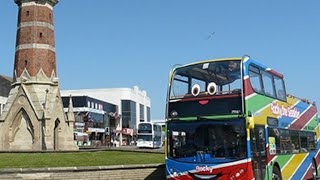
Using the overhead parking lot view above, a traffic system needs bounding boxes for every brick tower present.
[0,0,78,151]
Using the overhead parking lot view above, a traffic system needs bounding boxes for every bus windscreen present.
[170,60,241,99]
[138,123,152,133]
[167,118,247,164]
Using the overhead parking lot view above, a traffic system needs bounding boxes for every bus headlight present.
[229,168,245,180]
[170,168,174,174]
[168,167,182,177]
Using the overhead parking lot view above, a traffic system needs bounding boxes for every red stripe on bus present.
[267,148,276,164]
[302,165,313,180]
[244,79,254,97]
[315,151,320,169]
[266,69,284,78]
[288,106,317,130]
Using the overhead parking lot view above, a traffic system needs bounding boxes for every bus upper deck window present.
[274,76,286,101]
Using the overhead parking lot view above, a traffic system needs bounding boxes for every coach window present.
[307,132,316,151]
[274,76,286,101]
[279,129,291,154]
[249,65,263,94]
[290,131,300,153]
[261,71,276,98]
[300,132,308,153]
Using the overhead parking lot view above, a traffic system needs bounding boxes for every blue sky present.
[0,1,319,119]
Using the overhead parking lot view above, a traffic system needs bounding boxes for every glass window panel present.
[170,61,241,99]
[300,132,308,152]
[249,70,263,94]
[274,76,286,101]
[307,132,316,151]
[249,65,259,74]
[168,119,247,163]
[147,107,151,122]
[171,80,189,97]
[290,131,300,153]
[222,79,241,94]
[140,104,144,121]
[261,71,276,98]
[279,129,291,154]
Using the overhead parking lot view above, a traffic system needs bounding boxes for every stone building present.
[0,75,12,115]
[0,0,77,151]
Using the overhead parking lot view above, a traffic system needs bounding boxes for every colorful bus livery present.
[165,56,319,180]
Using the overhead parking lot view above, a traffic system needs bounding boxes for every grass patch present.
[0,151,164,169]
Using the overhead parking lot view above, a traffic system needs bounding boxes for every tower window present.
[39,33,43,38]
[26,11,30,16]
[25,60,28,67]
[49,13,52,20]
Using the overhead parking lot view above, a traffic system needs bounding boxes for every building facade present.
[61,96,118,147]
[61,86,151,146]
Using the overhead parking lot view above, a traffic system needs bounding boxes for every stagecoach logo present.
[270,103,300,118]
[196,166,214,173]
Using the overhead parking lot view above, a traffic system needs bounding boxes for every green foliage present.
[0,151,164,168]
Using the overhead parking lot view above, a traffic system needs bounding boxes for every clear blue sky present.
[1,1,319,119]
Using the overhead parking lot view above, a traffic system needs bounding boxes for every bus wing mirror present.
[247,117,255,129]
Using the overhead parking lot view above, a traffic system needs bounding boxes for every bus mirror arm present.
[247,117,255,129]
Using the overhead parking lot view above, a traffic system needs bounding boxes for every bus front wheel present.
[272,166,282,180]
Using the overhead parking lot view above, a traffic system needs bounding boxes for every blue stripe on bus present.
[166,159,195,174]
[242,59,269,77]
[242,60,251,77]
[290,152,315,180]
[247,139,251,158]
[278,101,309,129]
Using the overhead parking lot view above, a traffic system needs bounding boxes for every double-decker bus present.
[137,122,162,148]
[165,56,319,180]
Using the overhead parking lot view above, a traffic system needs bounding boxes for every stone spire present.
[67,95,75,124]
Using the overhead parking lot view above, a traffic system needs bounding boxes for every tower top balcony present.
[14,0,59,7]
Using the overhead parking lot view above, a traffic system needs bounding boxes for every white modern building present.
[61,86,151,146]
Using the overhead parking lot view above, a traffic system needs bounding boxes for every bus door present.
[251,126,267,180]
